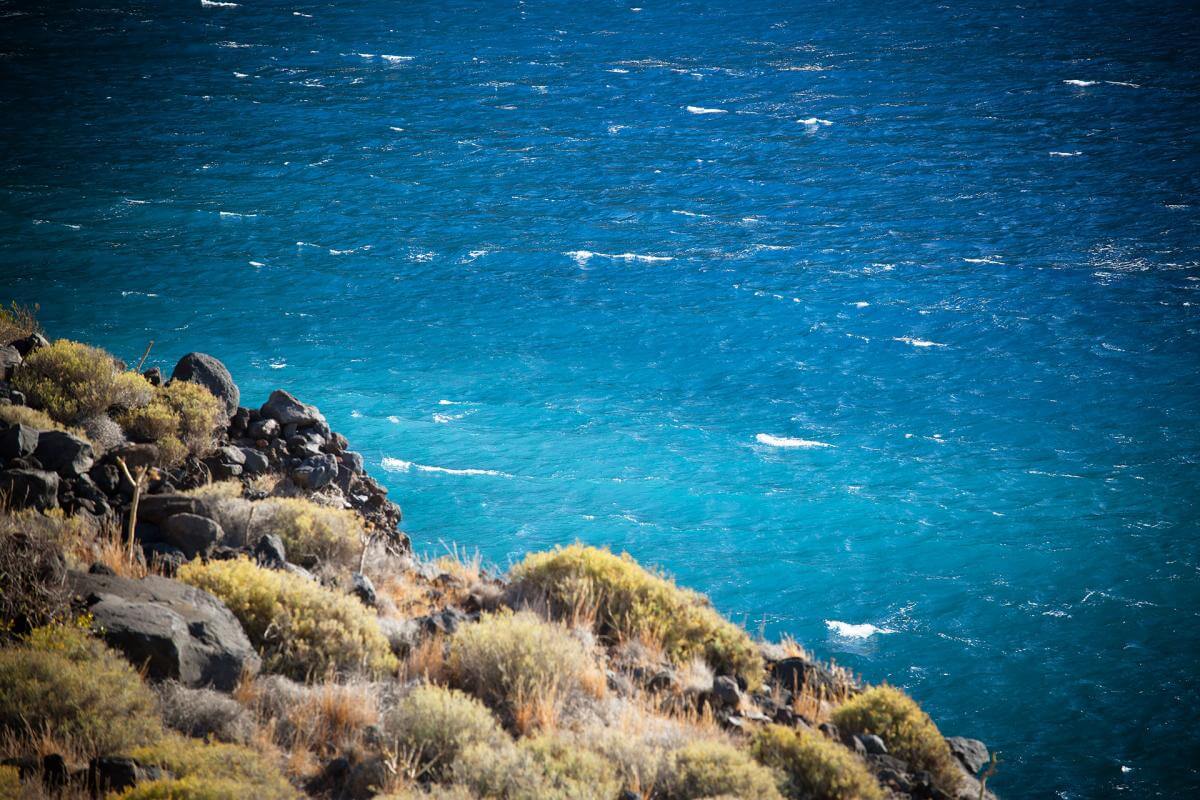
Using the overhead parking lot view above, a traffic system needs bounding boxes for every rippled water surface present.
[3,0,1199,795]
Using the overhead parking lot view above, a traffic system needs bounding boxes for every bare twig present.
[115,457,147,564]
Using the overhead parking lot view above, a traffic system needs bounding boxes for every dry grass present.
[0,301,41,344]
[401,633,448,684]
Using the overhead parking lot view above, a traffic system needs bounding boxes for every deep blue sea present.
[3,0,1199,795]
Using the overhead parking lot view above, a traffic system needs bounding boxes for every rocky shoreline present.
[0,319,1000,800]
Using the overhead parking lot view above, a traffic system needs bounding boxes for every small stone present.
[248,417,279,439]
[142,366,163,387]
[238,447,269,476]
[292,452,338,490]
[172,353,240,417]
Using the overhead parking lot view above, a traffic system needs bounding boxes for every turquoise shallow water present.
[3,0,1200,795]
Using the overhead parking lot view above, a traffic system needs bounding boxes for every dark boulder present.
[171,352,239,418]
[769,655,840,697]
[163,513,223,559]
[711,675,742,709]
[137,493,205,525]
[351,572,377,607]
[9,332,48,358]
[292,452,338,490]
[88,756,164,795]
[253,533,287,569]
[0,468,59,510]
[858,733,888,755]
[416,607,467,636]
[106,443,161,473]
[33,430,94,477]
[238,447,269,476]
[260,389,325,427]
[0,345,21,381]
[69,571,260,690]
[142,366,163,387]
[340,450,365,474]
[142,543,186,576]
[0,423,38,461]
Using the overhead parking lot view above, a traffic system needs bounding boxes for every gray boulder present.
[238,447,269,476]
[248,417,280,440]
[0,423,39,461]
[69,571,260,690]
[33,430,94,477]
[858,733,888,755]
[172,353,239,418]
[252,534,287,569]
[292,452,338,490]
[162,513,223,559]
[260,389,325,426]
[0,468,59,510]
[351,572,377,607]
[946,736,989,775]
[711,675,742,709]
[0,345,21,381]
[137,493,205,525]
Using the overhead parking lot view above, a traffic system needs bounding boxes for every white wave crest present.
[686,105,727,114]
[218,210,256,217]
[1063,79,1097,86]
[200,0,239,7]
[380,54,414,63]
[1049,151,1082,157]
[566,250,672,266]
[894,336,946,348]
[380,457,511,478]
[797,117,833,126]
[825,620,895,639]
[756,434,834,449]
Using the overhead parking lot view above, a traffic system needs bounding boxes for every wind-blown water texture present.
[2,0,1199,794]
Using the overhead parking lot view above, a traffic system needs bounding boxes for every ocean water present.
[3,0,1199,795]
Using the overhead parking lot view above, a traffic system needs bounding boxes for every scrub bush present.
[177,557,397,680]
[0,514,70,638]
[119,380,222,466]
[751,724,882,800]
[383,684,506,781]
[0,620,161,757]
[453,733,620,800]
[118,732,298,800]
[660,740,783,800]
[0,404,83,436]
[258,497,365,568]
[447,610,602,732]
[0,301,40,345]
[831,686,960,791]
[510,544,764,690]
[13,339,151,423]
[156,681,255,744]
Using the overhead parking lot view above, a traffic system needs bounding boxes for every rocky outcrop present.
[172,352,240,418]
[68,571,260,691]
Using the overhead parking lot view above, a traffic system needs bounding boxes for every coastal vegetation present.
[0,313,992,799]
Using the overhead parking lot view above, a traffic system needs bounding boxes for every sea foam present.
[686,105,727,114]
[825,620,896,639]
[756,433,834,449]
[381,457,511,478]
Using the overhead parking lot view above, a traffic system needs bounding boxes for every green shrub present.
[177,557,397,680]
[384,684,506,781]
[119,380,222,466]
[258,497,365,568]
[831,686,960,791]
[12,339,151,423]
[751,724,882,800]
[0,620,161,757]
[448,610,601,730]
[661,740,783,800]
[450,733,619,800]
[118,732,298,800]
[511,544,764,690]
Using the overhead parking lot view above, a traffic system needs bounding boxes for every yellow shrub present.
[119,380,223,466]
[119,733,298,800]
[0,620,161,757]
[0,765,20,798]
[384,684,506,781]
[378,786,477,800]
[661,740,783,800]
[510,545,764,690]
[12,339,150,423]
[448,610,601,731]
[831,686,960,791]
[177,557,397,680]
[0,404,86,437]
[453,733,620,800]
[259,497,364,568]
[751,725,882,800]
[0,301,40,344]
